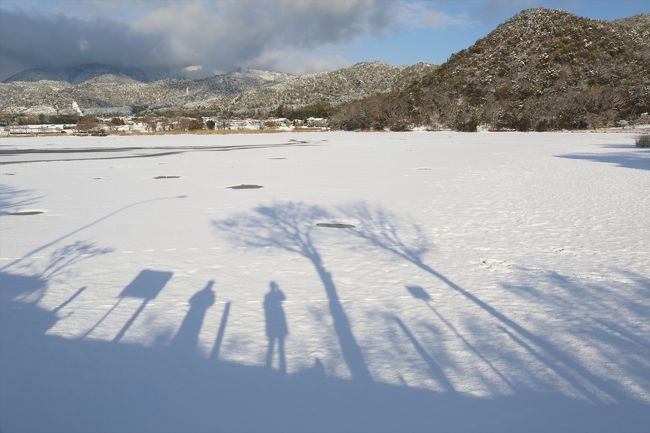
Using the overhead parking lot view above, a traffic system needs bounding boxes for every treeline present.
[0,113,80,126]
[75,115,205,133]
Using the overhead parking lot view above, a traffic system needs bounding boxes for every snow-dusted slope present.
[1,132,649,432]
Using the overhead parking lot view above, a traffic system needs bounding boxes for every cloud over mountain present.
[0,0,467,80]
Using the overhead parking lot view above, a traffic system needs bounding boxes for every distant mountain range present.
[1,8,648,130]
[3,63,211,84]
[0,61,434,117]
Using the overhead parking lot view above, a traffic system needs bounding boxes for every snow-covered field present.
[1,131,649,432]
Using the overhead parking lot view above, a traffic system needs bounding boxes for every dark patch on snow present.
[93,177,102,180]
[269,157,287,160]
[3,173,16,175]
[1,143,318,166]
[154,175,181,179]
[228,184,264,189]
[316,223,356,229]
[9,210,44,216]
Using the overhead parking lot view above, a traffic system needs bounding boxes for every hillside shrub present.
[178,117,203,131]
[287,101,333,120]
[453,118,478,132]
[636,134,650,148]
[389,121,410,132]
[50,115,79,124]
[76,116,99,131]
[535,119,551,132]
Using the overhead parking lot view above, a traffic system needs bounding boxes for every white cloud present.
[397,2,471,29]
[246,48,353,74]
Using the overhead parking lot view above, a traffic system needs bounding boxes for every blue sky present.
[0,0,648,79]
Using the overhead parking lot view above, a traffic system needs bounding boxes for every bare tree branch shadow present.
[340,202,628,402]
[1,195,185,272]
[0,184,41,214]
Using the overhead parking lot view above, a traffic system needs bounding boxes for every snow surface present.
[1,131,649,432]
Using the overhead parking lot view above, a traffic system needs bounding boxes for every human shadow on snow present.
[2,201,649,432]
[264,281,288,374]
[2,267,649,433]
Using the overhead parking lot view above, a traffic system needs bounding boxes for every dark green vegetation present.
[636,134,650,147]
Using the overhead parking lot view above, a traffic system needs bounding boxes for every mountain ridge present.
[331,8,650,130]
[0,61,434,117]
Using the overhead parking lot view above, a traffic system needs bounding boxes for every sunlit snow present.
[1,131,649,432]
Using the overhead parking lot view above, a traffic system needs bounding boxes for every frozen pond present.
[1,131,649,432]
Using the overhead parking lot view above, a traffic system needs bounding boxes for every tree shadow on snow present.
[1,201,649,432]
[0,183,41,215]
[339,202,639,404]
[556,148,650,171]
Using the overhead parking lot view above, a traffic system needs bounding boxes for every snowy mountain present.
[0,66,296,116]
[332,8,650,130]
[0,62,432,117]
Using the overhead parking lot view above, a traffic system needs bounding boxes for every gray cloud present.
[0,10,163,79]
[0,0,467,80]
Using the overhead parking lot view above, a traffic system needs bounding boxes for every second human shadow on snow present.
[264,281,288,374]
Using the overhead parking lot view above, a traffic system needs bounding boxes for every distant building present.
[72,101,83,117]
